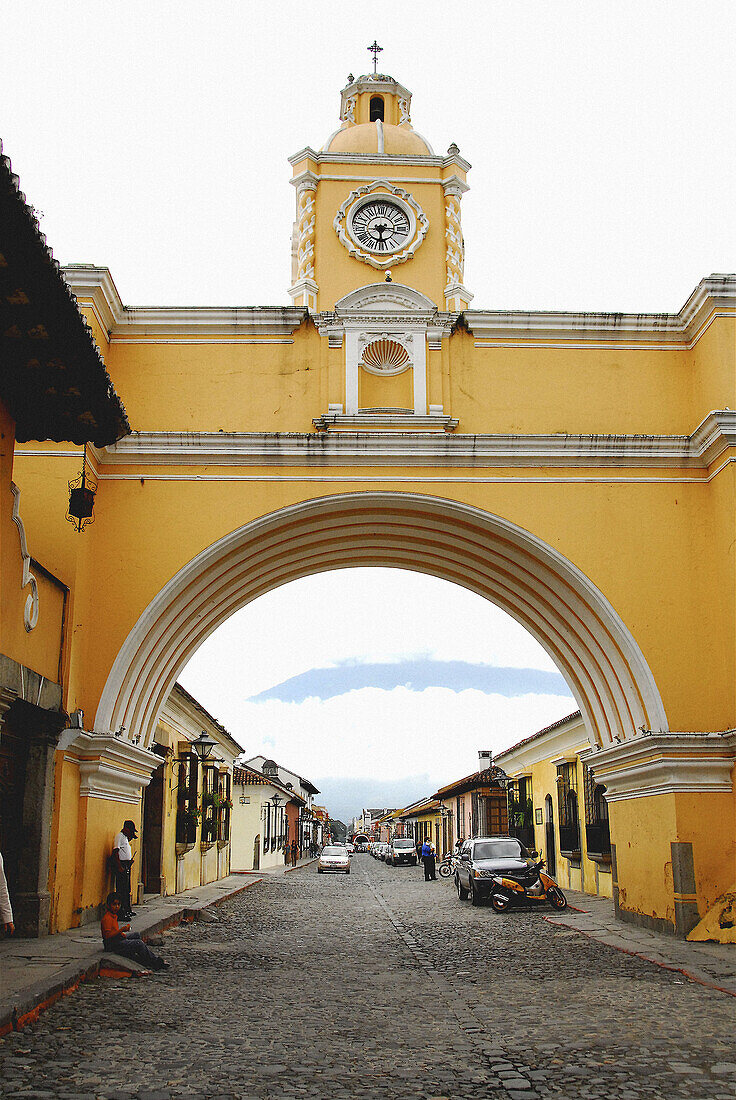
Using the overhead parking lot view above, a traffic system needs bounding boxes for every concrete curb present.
[0,876,263,1037]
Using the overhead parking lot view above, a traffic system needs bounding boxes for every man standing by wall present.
[111,820,137,919]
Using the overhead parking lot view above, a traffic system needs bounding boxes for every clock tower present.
[288,72,472,314]
[288,72,471,426]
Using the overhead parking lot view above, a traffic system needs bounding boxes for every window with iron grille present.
[557,761,581,855]
[218,771,231,843]
[200,765,218,843]
[176,752,199,844]
[582,763,610,856]
[264,798,271,847]
[508,776,534,847]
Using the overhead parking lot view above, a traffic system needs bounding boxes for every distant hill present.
[248,660,571,703]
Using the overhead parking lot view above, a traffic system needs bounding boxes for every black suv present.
[455,835,538,905]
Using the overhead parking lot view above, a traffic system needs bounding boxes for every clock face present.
[350,199,411,254]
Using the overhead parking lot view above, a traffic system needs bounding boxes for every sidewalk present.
[0,872,262,1036]
[547,889,736,997]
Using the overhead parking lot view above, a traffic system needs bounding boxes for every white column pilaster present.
[413,334,427,415]
[345,329,360,414]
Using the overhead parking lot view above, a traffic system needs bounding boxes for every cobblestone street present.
[1,857,734,1100]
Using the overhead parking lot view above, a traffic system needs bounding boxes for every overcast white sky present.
[4,2,734,819]
[3,1,734,311]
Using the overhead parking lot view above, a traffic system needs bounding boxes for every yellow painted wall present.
[74,797,142,926]
[49,755,81,933]
[0,405,68,685]
[10,460,732,737]
[609,795,678,927]
[359,365,413,410]
[314,177,448,309]
[104,324,322,433]
[674,787,736,915]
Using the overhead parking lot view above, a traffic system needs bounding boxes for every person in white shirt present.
[111,820,137,919]
[0,850,14,935]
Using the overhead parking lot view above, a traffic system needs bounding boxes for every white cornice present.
[63,268,735,348]
[582,730,736,801]
[93,411,736,469]
[63,267,307,336]
[466,276,736,347]
[288,145,472,172]
[60,730,161,803]
[63,265,126,331]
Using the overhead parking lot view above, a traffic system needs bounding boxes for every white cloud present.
[212,685,576,790]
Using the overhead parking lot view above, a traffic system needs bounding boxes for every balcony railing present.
[585,821,611,861]
[558,824,581,857]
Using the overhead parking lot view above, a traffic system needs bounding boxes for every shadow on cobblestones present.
[1,857,734,1100]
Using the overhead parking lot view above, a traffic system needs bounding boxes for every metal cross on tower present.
[368,40,383,74]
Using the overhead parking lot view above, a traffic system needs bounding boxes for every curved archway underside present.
[94,493,668,750]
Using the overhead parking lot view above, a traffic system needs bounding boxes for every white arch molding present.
[94,493,668,750]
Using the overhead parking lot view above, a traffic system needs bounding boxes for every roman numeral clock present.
[334,180,429,270]
[350,198,410,253]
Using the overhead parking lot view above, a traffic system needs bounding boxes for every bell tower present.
[288,71,472,313]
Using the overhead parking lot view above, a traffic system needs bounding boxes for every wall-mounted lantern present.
[190,730,217,761]
[67,444,97,531]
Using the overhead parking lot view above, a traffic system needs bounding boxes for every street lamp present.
[271,792,283,849]
[191,730,217,761]
[493,766,510,790]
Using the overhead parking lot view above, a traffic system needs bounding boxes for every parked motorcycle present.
[438,853,456,878]
[489,858,567,912]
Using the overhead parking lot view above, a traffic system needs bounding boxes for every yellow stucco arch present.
[94,491,668,752]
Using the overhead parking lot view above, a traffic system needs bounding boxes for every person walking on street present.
[290,840,298,866]
[0,850,14,936]
[111,820,137,919]
[421,837,437,881]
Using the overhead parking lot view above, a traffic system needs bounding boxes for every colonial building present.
[496,714,614,901]
[4,67,736,938]
[358,808,396,838]
[243,755,320,853]
[148,683,242,897]
[231,762,305,872]
[0,144,129,935]
[394,796,444,855]
[433,752,510,857]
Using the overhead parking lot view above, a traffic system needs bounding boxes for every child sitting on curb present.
[101,893,169,971]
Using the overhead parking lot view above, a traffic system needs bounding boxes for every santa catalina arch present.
[7,71,735,937]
